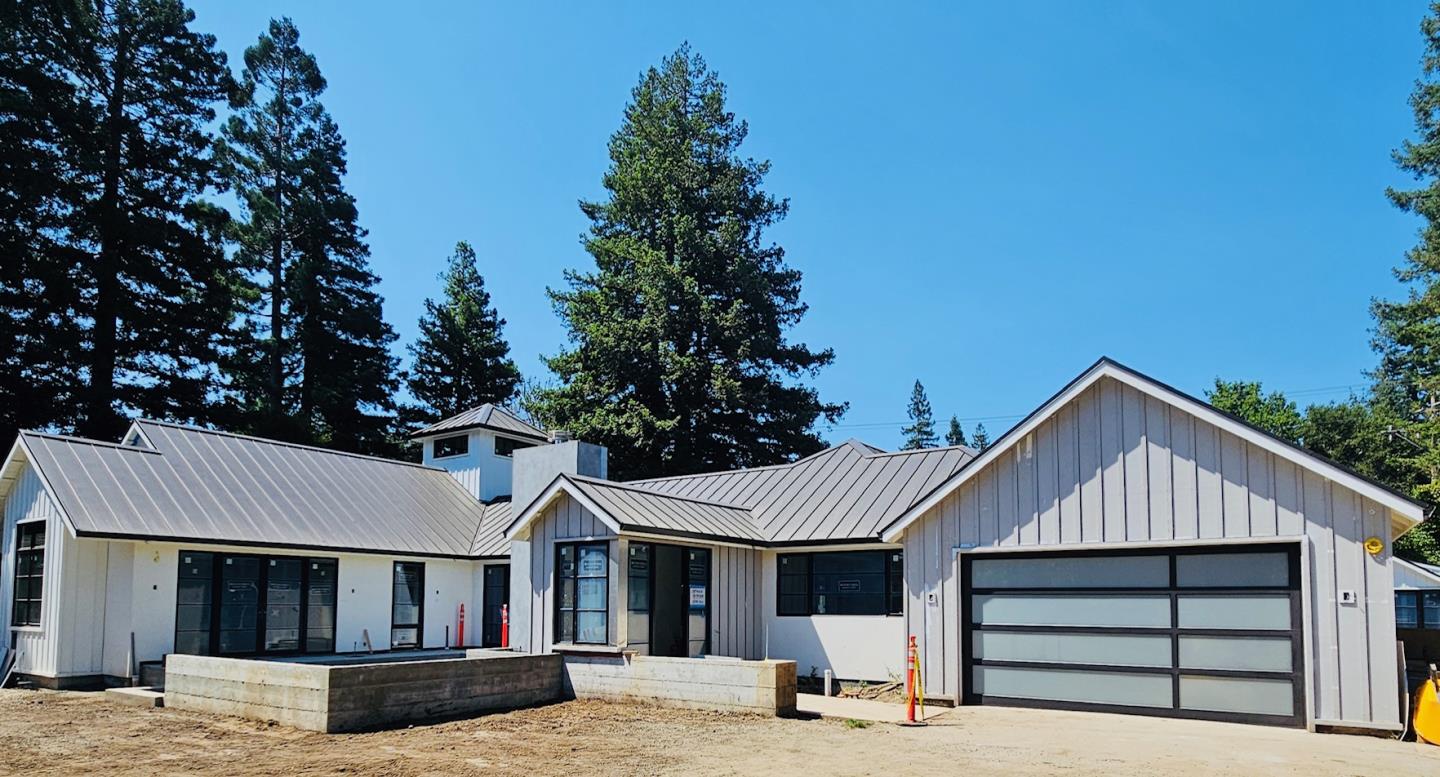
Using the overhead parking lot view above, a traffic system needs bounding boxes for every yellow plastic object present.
[1417,673,1440,745]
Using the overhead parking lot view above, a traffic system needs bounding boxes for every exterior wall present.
[510,493,762,659]
[563,654,796,715]
[1394,559,1440,590]
[421,428,519,502]
[2,467,70,678]
[903,376,1402,729]
[759,549,906,682]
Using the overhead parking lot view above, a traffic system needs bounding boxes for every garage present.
[962,544,1303,727]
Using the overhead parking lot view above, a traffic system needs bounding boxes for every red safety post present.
[457,603,465,648]
[906,635,918,723]
[501,603,510,648]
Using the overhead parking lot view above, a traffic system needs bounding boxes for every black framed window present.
[777,550,903,616]
[175,551,214,654]
[391,562,425,649]
[306,559,338,652]
[175,552,339,656]
[495,436,537,457]
[557,542,608,644]
[627,543,651,653]
[1397,590,1440,630]
[433,434,468,458]
[11,522,45,627]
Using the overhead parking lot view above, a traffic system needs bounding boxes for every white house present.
[1,358,1428,733]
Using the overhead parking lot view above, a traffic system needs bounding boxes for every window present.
[494,436,537,457]
[777,550,903,616]
[174,552,339,656]
[392,562,425,648]
[557,542,608,644]
[433,434,468,459]
[1397,590,1440,630]
[627,543,651,653]
[11,522,44,627]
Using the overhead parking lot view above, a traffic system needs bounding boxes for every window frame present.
[11,521,45,628]
[391,561,426,649]
[1396,589,1440,630]
[173,551,340,657]
[494,436,537,458]
[432,434,469,459]
[776,549,904,617]
[556,541,609,645]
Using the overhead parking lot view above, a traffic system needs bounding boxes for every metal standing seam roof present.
[562,474,766,543]
[18,420,493,558]
[411,403,548,441]
[472,500,513,557]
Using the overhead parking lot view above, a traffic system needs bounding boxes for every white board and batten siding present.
[902,376,1402,729]
[510,493,762,658]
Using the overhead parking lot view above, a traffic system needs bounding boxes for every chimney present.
[511,437,607,514]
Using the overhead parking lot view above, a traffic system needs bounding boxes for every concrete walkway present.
[795,693,948,724]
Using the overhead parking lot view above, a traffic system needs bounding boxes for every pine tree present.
[13,0,239,440]
[406,241,521,423]
[533,45,844,479]
[1370,3,1440,561]
[900,380,937,450]
[945,415,967,447]
[971,422,990,451]
[220,18,398,453]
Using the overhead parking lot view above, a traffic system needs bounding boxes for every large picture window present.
[557,542,608,644]
[1396,590,1440,630]
[777,550,903,616]
[391,562,425,649]
[11,522,45,627]
[174,551,338,656]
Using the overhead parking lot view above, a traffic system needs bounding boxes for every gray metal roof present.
[563,475,765,543]
[411,404,548,441]
[625,440,975,544]
[472,499,512,557]
[19,420,492,558]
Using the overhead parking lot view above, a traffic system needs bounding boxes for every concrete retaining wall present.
[165,651,563,733]
[563,653,797,715]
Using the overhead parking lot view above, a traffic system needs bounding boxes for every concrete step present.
[105,686,164,708]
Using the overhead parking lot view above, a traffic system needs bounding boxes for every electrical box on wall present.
[1338,590,1358,605]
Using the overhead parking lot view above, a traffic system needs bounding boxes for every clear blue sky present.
[191,1,1430,449]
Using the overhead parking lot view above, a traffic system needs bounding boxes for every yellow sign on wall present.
[1363,537,1384,555]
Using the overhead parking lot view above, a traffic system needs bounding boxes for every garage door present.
[962,544,1303,727]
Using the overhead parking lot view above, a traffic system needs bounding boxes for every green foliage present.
[945,415,968,447]
[219,18,398,454]
[4,0,242,441]
[1205,380,1304,444]
[971,423,990,451]
[405,241,521,425]
[842,718,871,730]
[532,45,844,479]
[901,380,937,450]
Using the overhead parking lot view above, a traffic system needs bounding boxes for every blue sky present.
[191,1,1430,449]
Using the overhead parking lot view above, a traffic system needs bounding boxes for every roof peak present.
[566,473,752,510]
[410,402,548,440]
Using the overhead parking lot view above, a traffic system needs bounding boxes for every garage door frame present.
[960,543,1305,727]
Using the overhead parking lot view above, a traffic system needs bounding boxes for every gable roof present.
[8,420,492,558]
[411,404,548,441]
[1395,557,1440,589]
[880,357,1427,543]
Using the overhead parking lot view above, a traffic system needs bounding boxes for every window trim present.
[556,541,609,645]
[11,520,45,628]
[494,435,537,458]
[391,561,426,649]
[776,549,903,617]
[432,434,469,459]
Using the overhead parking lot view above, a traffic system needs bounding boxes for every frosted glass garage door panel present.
[972,595,1171,627]
[974,631,1172,668]
[1180,676,1294,716]
[1175,552,1289,588]
[1178,636,1292,672]
[1177,595,1291,630]
[974,666,1174,708]
[971,555,1169,589]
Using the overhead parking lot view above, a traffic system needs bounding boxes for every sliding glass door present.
[175,551,339,657]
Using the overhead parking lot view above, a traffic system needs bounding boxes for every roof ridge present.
[135,419,443,471]
[622,440,879,486]
[864,444,977,459]
[567,474,754,511]
[21,430,163,455]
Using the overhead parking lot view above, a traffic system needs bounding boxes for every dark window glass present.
[264,558,302,652]
[218,556,260,654]
[11,522,44,626]
[392,562,425,648]
[1397,591,1420,629]
[1425,592,1440,631]
[433,434,468,458]
[687,548,710,656]
[174,551,214,653]
[495,437,537,457]
[777,550,903,617]
[306,559,338,653]
[557,542,607,644]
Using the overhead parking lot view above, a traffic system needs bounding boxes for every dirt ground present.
[0,689,1437,777]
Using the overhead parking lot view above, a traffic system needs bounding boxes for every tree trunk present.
[267,64,288,429]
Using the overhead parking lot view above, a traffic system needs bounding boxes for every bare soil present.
[0,689,1437,776]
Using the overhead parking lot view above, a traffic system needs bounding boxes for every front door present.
[651,545,686,657]
[482,565,510,648]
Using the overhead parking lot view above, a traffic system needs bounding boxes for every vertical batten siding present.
[902,376,1402,728]
[708,545,762,659]
[2,466,68,678]
[522,494,617,654]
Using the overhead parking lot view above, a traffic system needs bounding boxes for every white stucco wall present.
[758,549,906,682]
[421,429,521,502]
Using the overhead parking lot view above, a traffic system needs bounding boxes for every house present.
[0,358,1427,733]
[1394,557,1440,664]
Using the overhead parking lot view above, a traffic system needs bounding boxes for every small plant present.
[843,718,871,730]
